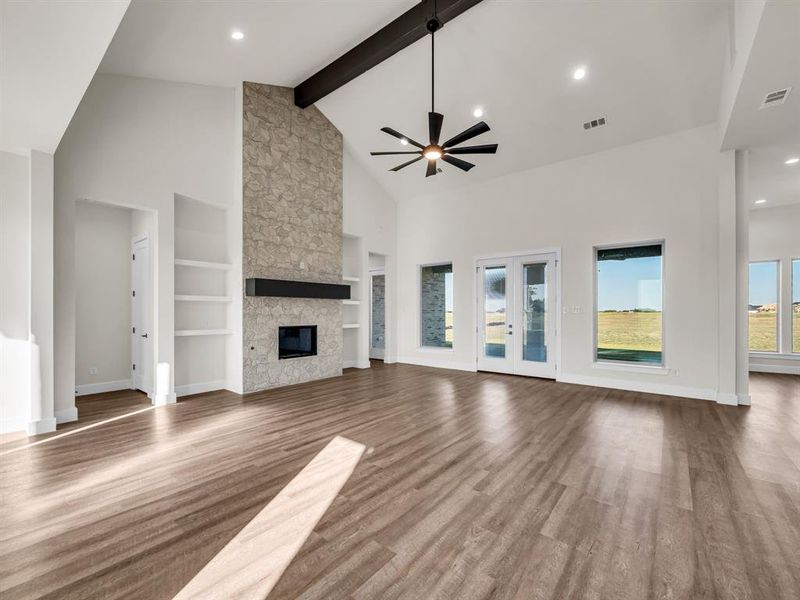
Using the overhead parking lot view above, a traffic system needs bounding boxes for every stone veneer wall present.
[242,82,343,392]
[420,264,450,347]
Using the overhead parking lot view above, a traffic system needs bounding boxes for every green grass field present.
[748,311,778,352]
[448,309,800,354]
[597,311,661,350]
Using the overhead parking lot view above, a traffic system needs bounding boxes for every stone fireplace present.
[242,82,343,392]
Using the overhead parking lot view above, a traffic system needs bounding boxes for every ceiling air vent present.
[583,116,607,130]
[760,87,791,108]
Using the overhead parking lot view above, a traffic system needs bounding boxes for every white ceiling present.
[99,0,416,88]
[748,143,800,210]
[0,0,129,154]
[722,0,800,151]
[99,0,729,199]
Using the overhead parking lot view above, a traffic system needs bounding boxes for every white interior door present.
[477,253,558,378]
[131,236,152,393]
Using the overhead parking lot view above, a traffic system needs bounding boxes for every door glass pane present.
[522,263,547,362]
[749,261,778,352]
[371,274,385,349]
[484,266,506,357]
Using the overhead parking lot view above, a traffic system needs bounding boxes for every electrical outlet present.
[89,366,98,375]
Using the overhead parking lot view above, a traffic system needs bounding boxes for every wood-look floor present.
[1,364,798,599]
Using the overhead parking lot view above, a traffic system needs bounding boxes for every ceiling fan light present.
[424,148,442,160]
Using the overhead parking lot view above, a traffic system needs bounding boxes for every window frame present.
[593,240,666,368]
[747,259,781,355]
[418,261,454,351]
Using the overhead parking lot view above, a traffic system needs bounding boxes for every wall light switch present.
[89,366,98,375]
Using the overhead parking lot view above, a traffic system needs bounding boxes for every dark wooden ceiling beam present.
[293,0,484,108]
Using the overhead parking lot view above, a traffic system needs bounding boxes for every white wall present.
[397,125,728,401]
[74,201,132,390]
[343,146,398,364]
[55,74,236,416]
[749,203,800,373]
[0,151,31,433]
[1,151,30,339]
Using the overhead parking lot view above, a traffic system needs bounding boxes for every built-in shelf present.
[175,329,233,337]
[342,299,360,305]
[342,276,360,282]
[175,258,232,270]
[342,323,360,329]
[175,295,233,302]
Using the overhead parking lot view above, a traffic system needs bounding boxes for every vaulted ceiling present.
[99,0,730,199]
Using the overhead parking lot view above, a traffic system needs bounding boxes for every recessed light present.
[573,66,587,80]
[472,106,484,118]
[400,138,409,146]
[755,198,767,204]
[785,157,799,165]
[231,30,244,40]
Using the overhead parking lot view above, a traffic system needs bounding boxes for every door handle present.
[141,333,148,339]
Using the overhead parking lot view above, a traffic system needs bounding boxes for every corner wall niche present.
[242,82,343,392]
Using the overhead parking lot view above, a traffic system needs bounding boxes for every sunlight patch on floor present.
[173,435,366,600]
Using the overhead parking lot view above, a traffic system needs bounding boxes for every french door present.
[476,253,557,378]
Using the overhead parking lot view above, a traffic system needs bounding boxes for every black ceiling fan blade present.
[442,154,475,172]
[390,156,424,172]
[442,121,490,149]
[446,144,498,155]
[425,160,438,177]
[380,127,425,149]
[371,151,422,156]
[429,112,444,145]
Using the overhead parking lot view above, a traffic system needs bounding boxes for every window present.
[748,261,779,352]
[793,259,799,353]
[420,263,453,348]
[595,243,663,364]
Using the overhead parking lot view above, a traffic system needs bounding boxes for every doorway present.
[131,235,152,394]
[476,252,558,378]
[369,254,386,360]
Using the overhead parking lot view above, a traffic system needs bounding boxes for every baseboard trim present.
[175,381,225,398]
[749,363,800,375]
[556,373,717,402]
[343,360,370,369]
[26,417,57,435]
[75,379,132,396]
[1,417,28,435]
[397,356,477,373]
[714,392,739,406]
[55,406,78,424]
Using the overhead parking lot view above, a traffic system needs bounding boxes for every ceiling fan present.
[370,9,498,177]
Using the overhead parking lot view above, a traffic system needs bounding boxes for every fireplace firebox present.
[278,325,317,359]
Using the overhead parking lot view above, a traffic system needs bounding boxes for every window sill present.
[417,346,454,354]
[592,361,670,375]
[749,352,800,361]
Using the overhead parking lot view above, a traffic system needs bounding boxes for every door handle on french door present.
[141,333,148,338]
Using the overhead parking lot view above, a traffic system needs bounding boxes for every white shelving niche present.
[174,194,234,396]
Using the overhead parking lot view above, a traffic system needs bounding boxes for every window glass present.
[596,244,663,364]
[748,261,779,352]
[420,263,453,348]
